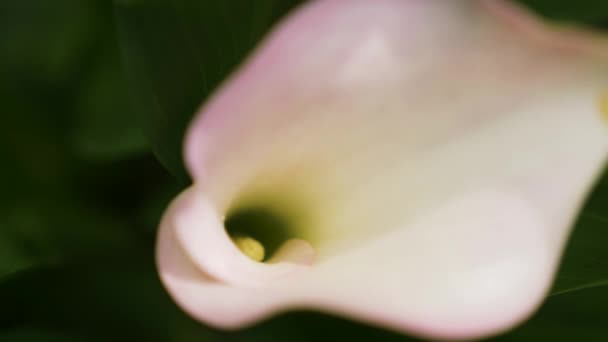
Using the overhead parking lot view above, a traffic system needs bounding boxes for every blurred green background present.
[0,0,607,341]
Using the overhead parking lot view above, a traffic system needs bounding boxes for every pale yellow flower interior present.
[600,90,608,123]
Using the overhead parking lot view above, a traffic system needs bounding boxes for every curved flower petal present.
[158,0,608,340]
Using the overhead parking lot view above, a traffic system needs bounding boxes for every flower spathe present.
[157,0,608,340]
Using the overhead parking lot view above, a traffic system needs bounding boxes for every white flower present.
[157,0,608,339]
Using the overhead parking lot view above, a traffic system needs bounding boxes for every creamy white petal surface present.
[157,0,608,340]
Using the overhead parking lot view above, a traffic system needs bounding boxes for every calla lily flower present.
[157,0,608,340]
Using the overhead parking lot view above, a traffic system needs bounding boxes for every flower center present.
[231,235,265,262]
[224,205,300,262]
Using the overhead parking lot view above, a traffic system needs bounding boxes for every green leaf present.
[550,169,608,295]
[115,0,304,183]
[70,35,148,161]
[0,0,97,84]
[0,331,92,342]
[0,195,136,278]
[0,255,221,342]
[491,286,608,341]
[518,0,608,24]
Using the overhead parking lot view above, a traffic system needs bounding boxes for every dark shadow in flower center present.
[224,206,294,262]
